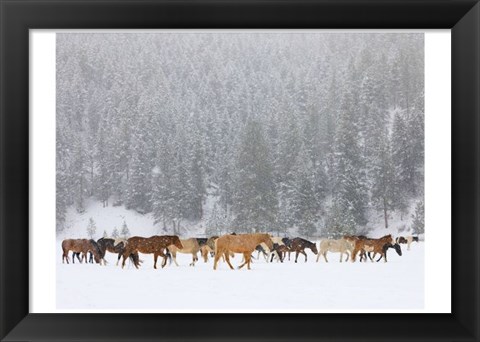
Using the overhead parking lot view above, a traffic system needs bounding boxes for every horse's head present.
[88,241,105,264]
[393,243,402,256]
[263,235,274,250]
[174,237,183,249]
[310,241,318,255]
[381,234,394,244]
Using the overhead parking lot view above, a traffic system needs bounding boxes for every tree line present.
[57,33,424,237]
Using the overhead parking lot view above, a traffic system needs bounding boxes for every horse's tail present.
[129,253,140,268]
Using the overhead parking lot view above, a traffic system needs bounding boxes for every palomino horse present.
[290,237,318,263]
[167,238,201,267]
[121,235,183,269]
[213,233,273,270]
[61,239,104,265]
[316,238,354,263]
[349,235,395,262]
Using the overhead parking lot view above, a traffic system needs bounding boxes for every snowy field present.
[56,240,424,311]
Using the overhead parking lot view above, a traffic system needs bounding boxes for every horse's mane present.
[114,238,128,247]
[296,237,315,246]
[88,240,102,256]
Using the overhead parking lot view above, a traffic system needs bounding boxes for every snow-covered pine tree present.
[371,128,395,229]
[233,120,277,232]
[121,220,130,238]
[111,227,119,239]
[291,144,319,238]
[411,199,425,235]
[86,218,97,239]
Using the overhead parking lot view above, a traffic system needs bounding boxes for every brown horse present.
[121,235,183,269]
[213,233,273,270]
[167,238,201,267]
[61,239,104,265]
[343,235,370,262]
[290,237,318,263]
[350,235,395,262]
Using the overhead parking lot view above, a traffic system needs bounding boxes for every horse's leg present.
[190,253,197,267]
[295,251,299,263]
[351,248,358,263]
[323,252,328,263]
[340,252,343,263]
[238,252,249,269]
[303,250,308,262]
[369,252,375,262]
[225,252,235,270]
[316,250,321,262]
[345,251,350,262]
[121,252,128,269]
[246,254,252,270]
[116,253,122,266]
[202,249,208,263]
[213,251,221,270]
[172,252,179,267]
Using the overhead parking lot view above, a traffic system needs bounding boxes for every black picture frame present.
[1,0,479,341]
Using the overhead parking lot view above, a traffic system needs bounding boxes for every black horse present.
[290,237,318,263]
[376,243,402,262]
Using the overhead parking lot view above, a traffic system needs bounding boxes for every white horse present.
[317,238,354,262]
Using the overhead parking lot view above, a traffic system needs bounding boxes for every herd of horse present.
[61,233,420,270]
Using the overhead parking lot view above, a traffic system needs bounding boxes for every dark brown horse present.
[269,243,290,262]
[61,239,104,265]
[290,237,318,263]
[96,237,140,266]
[121,235,183,269]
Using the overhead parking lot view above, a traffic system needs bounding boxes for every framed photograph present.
[1,0,479,341]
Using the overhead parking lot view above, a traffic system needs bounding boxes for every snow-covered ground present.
[56,240,424,311]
